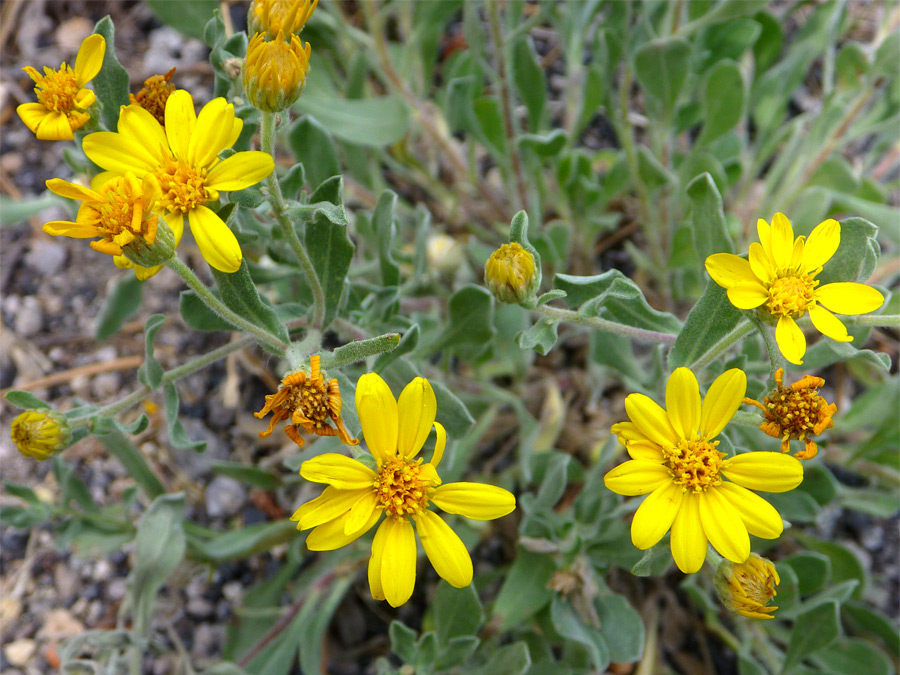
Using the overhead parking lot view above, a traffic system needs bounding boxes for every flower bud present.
[484,242,538,304]
[11,410,71,461]
[249,0,317,39]
[122,209,175,268]
[427,234,465,276]
[715,553,780,620]
[243,31,311,113]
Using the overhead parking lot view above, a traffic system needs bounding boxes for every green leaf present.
[203,663,252,675]
[95,274,143,340]
[296,574,355,675]
[686,172,735,260]
[512,36,546,131]
[634,37,691,115]
[699,60,745,144]
[492,550,557,630]
[597,594,644,663]
[668,281,746,369]
[815,638,892,675]
[5,390,51,410]
[137,314,167,390]
[97,432,166,499]
[297,93,410,147]
[179,290,235,332]
[516,318,559,355]
[424,285,496,356]
[191,521,297,562]
[210,461,282,491]
[435,582,484,645]
[550,597,610,672]
[0,193,63,226]
[817,217,880,284]
[842,601,900,655]
[130,494,186,632]
[163,383,206,451]
[92,17,130,130]
[782,600,841,672]
[305,190,355,327]
[389,621,418,663]
[802,539,868,599]
[374,324,419,373]
[636,146,675,189]
[470,641,531,675]
[211,261,290,353]
[288,116,340,190]
[372,191,401,287]
[519,130,567,156]
[144,0,219,41]
[783,552,831,596]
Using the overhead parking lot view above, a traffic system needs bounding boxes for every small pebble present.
[205,476,246,518]
[14,296,43,337]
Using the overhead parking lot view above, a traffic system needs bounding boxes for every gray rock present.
[205,476,246,519]
[14,296,42,337]
[25,240,67,276]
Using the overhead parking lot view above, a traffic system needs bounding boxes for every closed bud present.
[11,410,71,461]
[248,0,317,39]
[484,242,537,304]
[243,31,311,113]
[715,553,780,620]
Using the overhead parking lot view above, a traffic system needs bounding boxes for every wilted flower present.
[129,67,176,126]
[17,34,105,140]
[243,31,311,113]
[744,368,836,460]
[485,242,537,304]
[255,355,357,449]
[706,214,884,365]
[715,553,780,620]
[292,374,516,607]
[11,410,70,461]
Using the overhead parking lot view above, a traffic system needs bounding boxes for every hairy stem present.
[534,304,678,345]
[688,318,755,372]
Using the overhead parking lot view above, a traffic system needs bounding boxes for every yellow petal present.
[756,218,773,263]
[355,373,399,465]
[624,393,680,447]
[775,315,806,365]
[380,517,417,607]
[306,507,381,551]
[72,89,95,109]
[769,212,795,270]
[720,452,804,493]
[815,283,884,315]
[164,211,185,247]
[299,453,377,489]
[611,421,652,445]
[699,487,750,564]
[801,219,840,273]
[717,483,783,539]
[396,377,437,459]
[83,129,158,175]
[670,492,707,574]
[206,151,274,191]
[34,110,74,141]
[808,305,852,343]
[727,283,769,309]
[699,368,746,439]
[187,205,242,273]
[345,490,380,535]
[705,253,758,289]
[431,482,516,520]
[133,263,163,280]
[748,242,775,284]
[117,105,168,166]
[90,171,119,191]
[666,368,701,440]
[414,509,473,588]
[790,235,805,271]
[292,486,371,529]
[603,460,671,496]
[74,33,105,84]
[164,90,196,161]
[631,482,683,549]
[368,520,388,601]
[17,103,48,134]
[626,440,664,461]
[42,220,98,238]
[189,98,237,168]
[45,178,99,202]
[430,422,446,468]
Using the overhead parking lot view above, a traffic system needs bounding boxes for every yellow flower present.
[11,410,70,461]
[243,31,311,113]
[744,368,836,460]
[81,90,274,273]
[604,368,804,574]
[706,214,884,365]
[255,355,358,449]
[129,67,176,126]
[715,553,780,620]
[292,373,516,607]
[484,242,538,304]
[249,0,317,39]
[17,34,105,140]
[42,173,173,280]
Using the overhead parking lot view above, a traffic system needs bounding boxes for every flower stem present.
[688,318,754,372]
[750,315,786,386]
[848,314,900,328]
[165,256,289,353]
[534,304,678,345]
[259,111,327,331]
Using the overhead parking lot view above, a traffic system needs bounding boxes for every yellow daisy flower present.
[11,409,71,461]
[292,373,516,607]
[17,34,105,141]
[705,213,884,365]
[604,368,804,574]
[81,90,274,273]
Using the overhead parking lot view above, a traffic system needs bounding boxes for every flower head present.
[17,34,105,141]
[130,67,176,126]
[292,374,516,607]
[715,553,780,620]
[255,355,357,449]
[485,242,538,304]
[243,31,311,113]
[81,90,274,273]
[249,0,317,38]
[706,214,884,365]
[11,410,71,461]
[42,173,174,280]
[744,368,836,460]
[604,368,804,574]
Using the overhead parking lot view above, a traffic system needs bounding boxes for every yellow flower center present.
[764,377,832,440]
[766,274,818,317]
[34,65,80,113]
[663,438,726,492]
[375,457,430,518]
[130,68,176,126]
[96,181,157,243]
[287,378,330,427]
[156,159,212,213]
